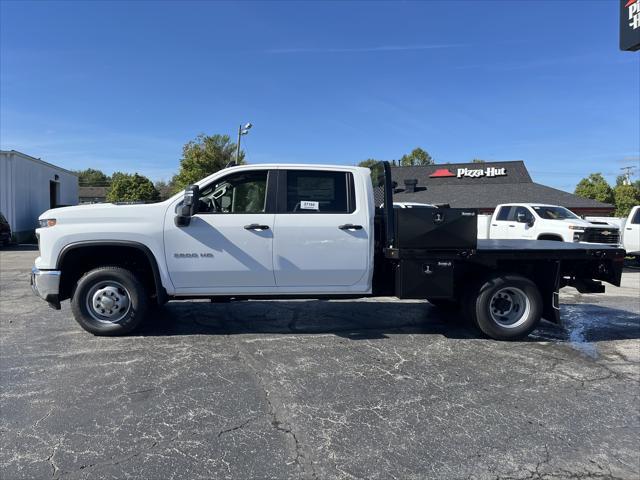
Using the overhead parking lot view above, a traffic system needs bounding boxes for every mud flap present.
[593,255,625,287]
[542,261,561,325]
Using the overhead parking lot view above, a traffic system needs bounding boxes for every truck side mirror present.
[175,184,200,227]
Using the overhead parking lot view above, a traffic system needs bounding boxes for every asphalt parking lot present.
[1,247,639,480]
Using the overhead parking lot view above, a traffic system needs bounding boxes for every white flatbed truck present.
[31,161,625,340]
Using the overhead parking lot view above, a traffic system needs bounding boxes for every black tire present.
[427,298,459,311]
[538,235,562,241]
[70,266,149,336]
[466,274,542,341]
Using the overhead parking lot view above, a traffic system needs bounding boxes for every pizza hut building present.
[391,161,615,216]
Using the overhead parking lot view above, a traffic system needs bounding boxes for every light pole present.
[236,122,252,163]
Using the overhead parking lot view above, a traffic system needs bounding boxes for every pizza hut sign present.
[429,167,507,179]
[456,166,506,178]
[620,0,640,51]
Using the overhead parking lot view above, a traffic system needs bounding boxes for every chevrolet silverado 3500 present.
[481,203,621,245]
[31,162,625,340]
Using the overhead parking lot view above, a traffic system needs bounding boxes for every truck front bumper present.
[30,267,61,310]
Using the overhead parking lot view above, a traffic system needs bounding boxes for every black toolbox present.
[394,208,478,250]
[393,208,477,299]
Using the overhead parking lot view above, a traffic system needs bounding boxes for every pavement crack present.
[233,339,317,479]
[33,407,55,428]
[217,417,255,437]
[46,435,64,478]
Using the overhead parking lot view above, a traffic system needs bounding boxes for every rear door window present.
[284,170,355,213]
[496,206,513,221]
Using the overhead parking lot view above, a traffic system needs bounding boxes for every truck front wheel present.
[467,274,542,340]
[70,266,149,336]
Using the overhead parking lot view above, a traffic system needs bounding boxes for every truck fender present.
[56,240,168,305]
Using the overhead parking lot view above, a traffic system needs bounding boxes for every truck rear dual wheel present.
[467,274,542,340]
[70,266,149,336]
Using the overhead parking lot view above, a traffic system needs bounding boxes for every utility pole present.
[236,122,252,163]
[620,166,636,185]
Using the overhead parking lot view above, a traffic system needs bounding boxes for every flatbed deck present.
[476,239,625,260]
[478,239,623,252]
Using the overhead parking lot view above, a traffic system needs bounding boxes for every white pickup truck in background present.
[477,203,621,246]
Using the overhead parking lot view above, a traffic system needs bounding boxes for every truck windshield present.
[532,206,579,220]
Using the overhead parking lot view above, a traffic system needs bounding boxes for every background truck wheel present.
[427,298,459,311]
[71,266,149,336]
[467,274,542,340]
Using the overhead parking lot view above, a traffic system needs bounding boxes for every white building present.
[0,150,78,242]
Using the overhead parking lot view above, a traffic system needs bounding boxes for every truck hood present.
[551,218,618,230]
[38,202,169,224]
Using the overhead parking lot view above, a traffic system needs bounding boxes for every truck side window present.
[632,209,640,225]
[198,171,268,214]
[496,206,512,221]
[285,171,356,213]
[513,206,533,222]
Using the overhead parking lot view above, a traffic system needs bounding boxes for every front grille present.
[583,228,620,244]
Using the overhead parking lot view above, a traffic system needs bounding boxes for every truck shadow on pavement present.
[137,300,640,344]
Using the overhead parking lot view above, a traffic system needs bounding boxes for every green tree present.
[574,173,614,204]
[106,173,160,203]
[615,174,627,186]
[76,168,110,186]
[472,159,486,163]
[171,134,243,192]
[154,180,175,201]
[358,159,384,185]
[613,183,640,217]
[399,147,434,166]
[358,159,380,169]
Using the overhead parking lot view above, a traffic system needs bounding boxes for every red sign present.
[429,168,456,178]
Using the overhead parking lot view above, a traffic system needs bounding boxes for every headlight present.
[38,219,57,228]
[568,225,585,230]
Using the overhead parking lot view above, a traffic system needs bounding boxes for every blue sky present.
[1,0,638,191]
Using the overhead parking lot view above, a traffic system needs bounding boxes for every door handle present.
[339,224,363,230]
[626,227,632,230]
[244,224,270,231]
[491,224,498,226]
[508,225,516,228]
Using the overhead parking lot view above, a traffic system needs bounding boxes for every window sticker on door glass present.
[300,200,319,210]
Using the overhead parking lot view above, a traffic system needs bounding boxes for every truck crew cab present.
[31,162,625,340]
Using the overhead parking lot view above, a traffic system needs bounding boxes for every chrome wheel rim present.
[489,287,530,328]
[86,281,131,324]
